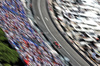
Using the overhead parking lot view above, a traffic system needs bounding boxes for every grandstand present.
[0,0,64,66]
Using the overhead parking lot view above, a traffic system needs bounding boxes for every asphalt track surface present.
[32,0,91,66]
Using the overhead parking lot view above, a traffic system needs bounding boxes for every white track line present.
[38,0,81,66]
[37,16,40,20]
[45,17,48,21]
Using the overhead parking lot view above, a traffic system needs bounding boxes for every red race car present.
[53,41,61,48]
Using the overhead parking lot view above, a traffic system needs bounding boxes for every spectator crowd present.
[0,0,64,66]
